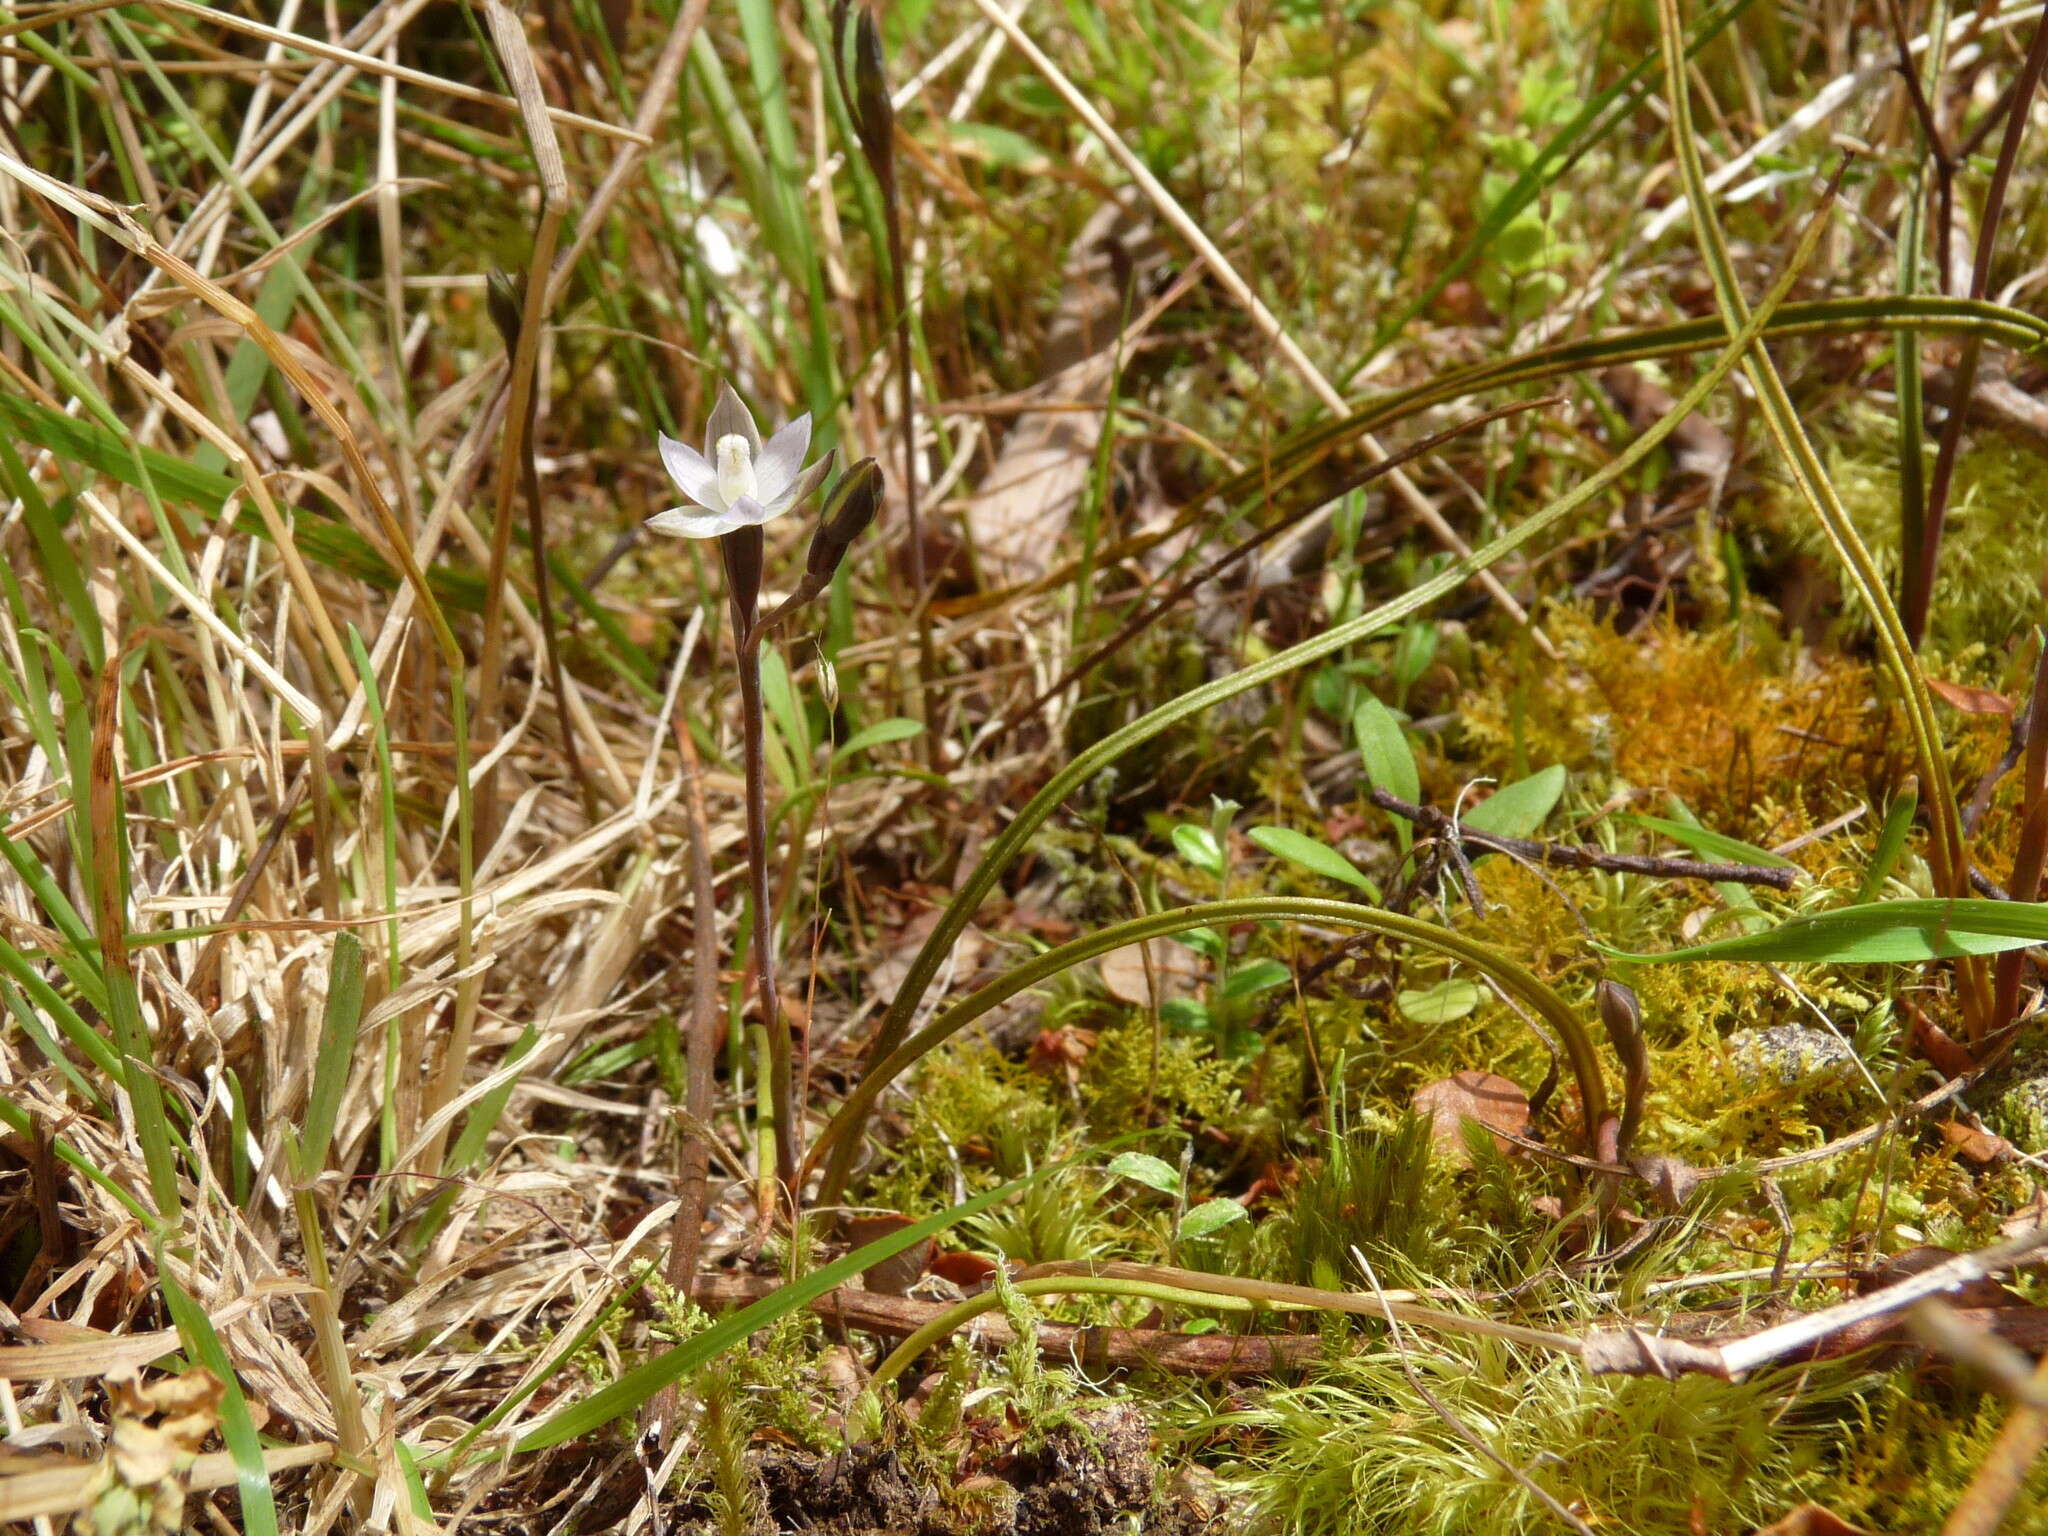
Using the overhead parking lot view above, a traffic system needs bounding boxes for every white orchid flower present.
[648,382,836,539]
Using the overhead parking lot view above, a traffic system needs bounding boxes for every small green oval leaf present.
[1461,764,1566,838]
[1179,1198,1248,1240]
[1173,824,1226,878]
[1355,695,1419,853]
[1396,977,1487,1023]
[1354,696,1420,803]
[1249,826,1380,898]
[1107,1152,1182,1195]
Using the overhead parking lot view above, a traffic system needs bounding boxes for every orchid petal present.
[704,381,760,461]
[657,432,722,510]
[753,412,812,504]
[646,502,758,539]
[761,448,836,518]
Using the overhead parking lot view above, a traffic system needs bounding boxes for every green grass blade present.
[819,198,1828,1202]
[816,896,1610,1181]
[511,1168,1052,1453]
[157,1263,281,1536]
[1599,898,2048,965]
[299,932,366,1178]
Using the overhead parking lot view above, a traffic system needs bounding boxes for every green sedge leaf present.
[1631,813,1797,869]
[1596,898,2048,965]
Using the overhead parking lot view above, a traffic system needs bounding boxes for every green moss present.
[1456,604,1876,830]
[1080,1019,1251,1140]
[1786,411,2048,656]
[1216,1345,1857,1535]
[1254,1113,1468,1291]
[1819,1374,2048,1529]
[862,1043,1068,1216]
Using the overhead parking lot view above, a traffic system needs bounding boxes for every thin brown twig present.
[688,1273,1324,1376]
[1368,789,1801,889]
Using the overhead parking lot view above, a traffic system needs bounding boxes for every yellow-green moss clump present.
[1458,604,1880,832]
[1797,408,2048,657]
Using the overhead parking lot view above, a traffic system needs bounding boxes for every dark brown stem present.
[882,145,943,773]
[1902,4,2048,647]
[735,632,797,1196]
[1993,642,2048,1028]
[650,714,724,1442]
[1368,789,1800,889]
[836,3,941,769]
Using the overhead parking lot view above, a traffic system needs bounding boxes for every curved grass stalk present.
[866,1267,1584,1398]
[815,205,1834,1205]
[812,897,1610,1182]
[1651,0,1989,1036]
[951,295,2048,625]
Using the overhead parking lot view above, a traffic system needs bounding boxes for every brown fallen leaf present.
[1601,365,1734,481]
[844,1212,932,1297]
[1412,1071,1530,1165]
[1937,1119,2016,1166]
[1749,1504,1880,1536]
[930,1251,1001,1288]
[2003,1188,2048,1240]
[1906,1003,1978,1078]
[1927,678,2014,715]
[1031,1024,1097,1084]
[1631,1153,1704,1212]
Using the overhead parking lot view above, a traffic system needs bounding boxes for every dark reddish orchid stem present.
[1902,7,2048,647]
[721,527,798,1202]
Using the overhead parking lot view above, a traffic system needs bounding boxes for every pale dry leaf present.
[1926,678,2013,715]
[961,360,1111,585]
[1411,1070,1530,1165]
[1097,938,1202,1007]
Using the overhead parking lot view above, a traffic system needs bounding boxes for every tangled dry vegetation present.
[4,0,2048,1532]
